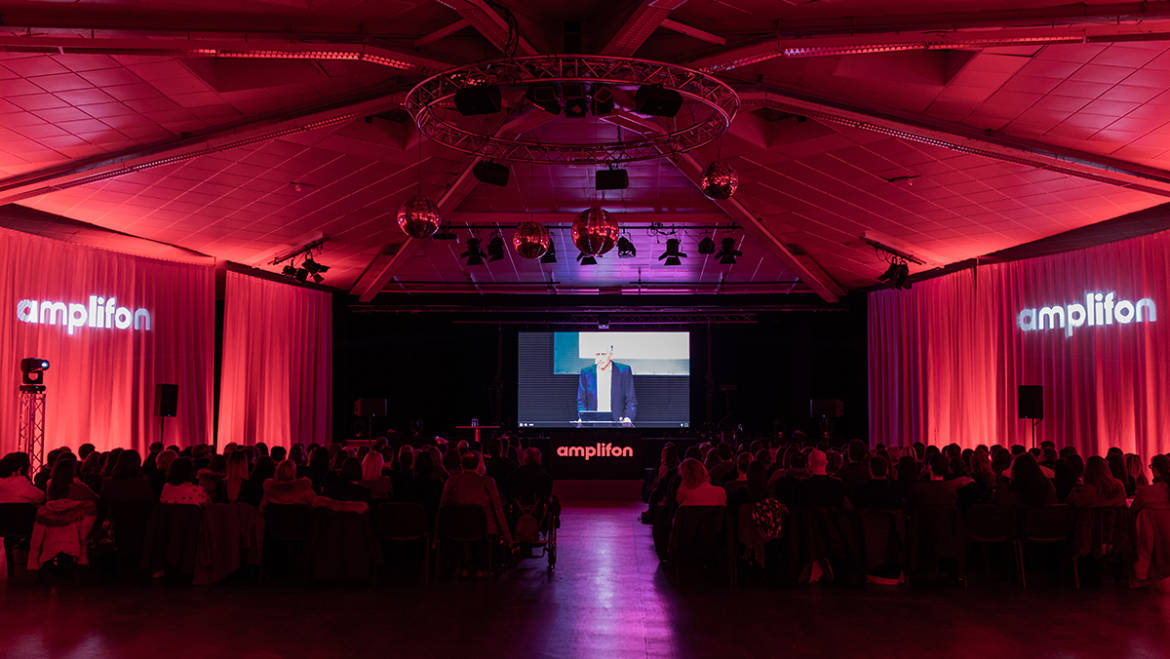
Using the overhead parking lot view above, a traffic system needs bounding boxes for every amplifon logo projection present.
[1018,292,1155,338]
[556,443,634,461]
[17,296,151,336]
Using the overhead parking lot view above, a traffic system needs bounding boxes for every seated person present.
[359,452,393,500]
[836,439,872,497]
[223,450,251,504]
[507,447,554,505]
[796,449,846,508]
[100,450,155,504]
[197,454,227,502]
[1067,456,1126,508]
[46,455,98,503]
[0,452,45,504]
[261,459,317,509]
[1132,454,1170,514]
[849,455,905,510]
[909,454,974,507]
[159,457,211,507]
[675,458,727,507]
[722,452,753,499]
[440,451,512,545]
[1007,453,1057,506]
[324,457,372,503]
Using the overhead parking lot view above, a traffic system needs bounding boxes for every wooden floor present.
[2,501,1169,658]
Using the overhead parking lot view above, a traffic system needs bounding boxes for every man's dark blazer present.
[576,362,637,421]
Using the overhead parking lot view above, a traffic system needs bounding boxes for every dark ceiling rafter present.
[601,0,689,57]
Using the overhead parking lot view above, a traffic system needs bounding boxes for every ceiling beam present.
[738,86,1170,197]
[0,86,407,207]
[691,2,1170,69]
[350,109,556,302]
[436,0,539,56]
[672,153,843,303]
[601,0,688,56]
[660,18,725,46]
[414,18,472,48]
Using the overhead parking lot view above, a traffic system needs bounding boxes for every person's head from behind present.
[1010,445,1026,456]
[271,446,287,463]
[227,450,249,480]
[678,458,709,489]
[397,444,414,470]
[251,457,275,482]
[48,455,78,499]
[148,441,164,456]
[789,451,808,473]
[156,449,178,477]
[414,449,436,479]
[897,456,919,483]
[1151,454,1170,484]
[78,443,95,461]
[275,459,298,482]
[112,450,143,479]
[1062,453,1085,482]
[870,455,889,480]
[929,453,949,479]
[0,452,31,478]
[340,457,362,483]
[288,444,305,465]
[253,442,269,458]
[594,345,614,370]
[736,452,752,477]
[847,439,868,465]
[807,449,828,476]
[1084,456,1113,488]
[1126,454,1146,482]
[208,454,226,474]
[523,447,543,467]
[460,451,482,473]
[361,451,384,481]
[167,457,195,486]
[1107,453,1127,481]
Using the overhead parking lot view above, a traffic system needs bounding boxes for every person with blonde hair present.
[260,459,316,509]
[360,451,393,500]
[675,458,726,507]
[224,450,250,503]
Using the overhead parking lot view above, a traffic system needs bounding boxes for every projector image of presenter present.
[577,345,636,426]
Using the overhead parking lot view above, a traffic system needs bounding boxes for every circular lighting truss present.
[405,55,740,165]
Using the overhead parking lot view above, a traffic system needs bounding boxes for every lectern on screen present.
[518,331,690,429]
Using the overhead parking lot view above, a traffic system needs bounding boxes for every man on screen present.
[577,345,636,426]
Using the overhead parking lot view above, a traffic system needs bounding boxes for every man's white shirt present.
[597,364,612,413]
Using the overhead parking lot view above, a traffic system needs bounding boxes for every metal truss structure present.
[18,389,46,474]
[405,55,740,164]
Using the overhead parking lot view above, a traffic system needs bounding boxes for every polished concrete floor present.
[3,501,1170,658]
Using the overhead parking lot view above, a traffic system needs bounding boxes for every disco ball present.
[396,195,440,238]
[512,221,550,259]
[571,206,620,256]
[700,160,739,200]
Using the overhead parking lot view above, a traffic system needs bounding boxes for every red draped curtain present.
[869,229,1170,458]
[216,271,332,448]
[0,228,215,455]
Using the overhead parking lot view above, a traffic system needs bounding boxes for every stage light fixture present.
[461,237,487,266]
[595,168,629,190]
[282,264,299,277]
[454,85,502,116]
[657,238,686,266]
[635,85,682,117]
[473,160,510,187]
[527,83,562,114]
[563,82,588,118]
[20,358,49,386]
[577,252,597,266]
[715,237,742,265]
[591,85,615,116]
[540,240,557,264]
[617,235,637,258]
[878,258,911,290]
[697,237,716,254]
[487,235,506,262]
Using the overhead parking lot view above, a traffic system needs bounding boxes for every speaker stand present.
[158,415,166,445]
[1030,418,1041,450]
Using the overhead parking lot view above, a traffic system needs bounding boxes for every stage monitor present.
[518,331,690,428]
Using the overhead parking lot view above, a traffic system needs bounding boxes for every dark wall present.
[333,295,868,441]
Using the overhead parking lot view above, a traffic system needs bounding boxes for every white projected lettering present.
[17,295,151,336]
[1018,292,1155,337]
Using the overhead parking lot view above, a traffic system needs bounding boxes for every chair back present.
[374,502,428,541]
[264,504,313,542]
[0,503,37,537]
[437,504,488,542]
[107,500,156,557]
[668,505,726,559]
[1021,505,1075,542]
[964,504,1017,542]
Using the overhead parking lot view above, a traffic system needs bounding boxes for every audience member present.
[440,451,512,545]
[1068,456,1126,508]
[0,452,45,504]
[100,450,154,504]
[1132,454,1170,514]
[360,451,393,500]
[261,459,316,509]
[676,458,727,507]
[159,457,211,506]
